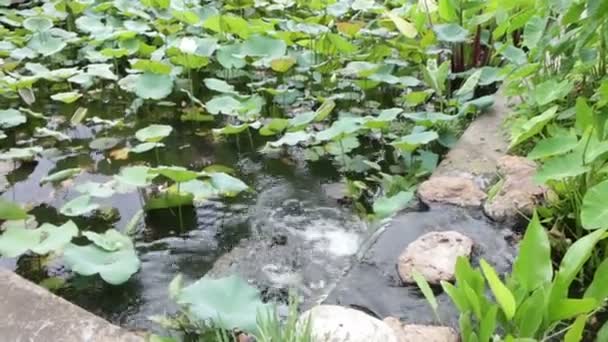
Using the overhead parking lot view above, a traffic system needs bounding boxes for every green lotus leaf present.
[50,91,82,104]
[204,78,238,94]
[83,229,133,252]
[217,44,246,69]
[0,199,28,221]
[373,191,414,218]
[60,195,99,217]
[115,166,157,187]
[206,95,241,115]
[241,35,286,59]
[0,220,78,257]
[152,166,200,183]
[23,16,53,32]
[135,124,173,143]
[391,131,439,152]
[40,168,81,184]
[180,179,218,200]
[28,32,66,56]
[269,131,311,147]
[0,147,42,161]
[63,243,140,285]
[0,109,26,128]
[75,181,115,198]
[89,137,121,151]
[135,73,174,100]
[209,173,248,196]
[130,142,164,153]
[176,275,271,333]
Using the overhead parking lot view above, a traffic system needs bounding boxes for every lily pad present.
[40,168,81,184]
[0,221,78,258]
[135,72,174,100]
[152,166,200,183]
[50,91,82,104]
[0,199,28,221]
[135,124,173,143]
[83,229,133,252]
[373,191,414,218]
[131,142,164,153]
[209,173,248,196]
[0,109,27,129]
[176,275,271,333]
[63,243,140,285]
[89,137,121,151]
[115,166,157,187]
[76,181,115,198]
[23,16,54,32]
[60,195,99,217]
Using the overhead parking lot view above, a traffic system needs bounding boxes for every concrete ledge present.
[0,269,146,342]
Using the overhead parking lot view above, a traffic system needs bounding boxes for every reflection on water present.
[0,98,367,332]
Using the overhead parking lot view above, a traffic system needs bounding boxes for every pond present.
[0,95,371,331]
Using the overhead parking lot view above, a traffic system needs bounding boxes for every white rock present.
[299,305,398,342]
[418,176,486,207]
[397,231,473,284]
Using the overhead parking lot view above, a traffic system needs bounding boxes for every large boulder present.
[418,176,486,207]
[397,231,474,284]
[384,317,459,342]
[299,305,398,342]
[484,156,546,225]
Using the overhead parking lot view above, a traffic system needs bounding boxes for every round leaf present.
[135,124,173,143]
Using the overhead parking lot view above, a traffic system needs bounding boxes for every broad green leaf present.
[40,168,81,184]
[513,211,552,292]
[564,315,587,342]
[534,153,589,184]
[115,166,156,187]
[412,268,438,315]
[0,221,78,257]
[434,24,468,43]
[584,258,608,302]
[373,191,414,218]
[0,199,28,221]
[314,99,336,121]
[480,259,516,320]
[180,180,218,200]
[83,229,133,252]
[75,181,115,198]
[241,35,286,59]
[135,73,173,100]
[385,10,417,38]
[268,131,311,147]
[550,229,607,309]
[270,57,296,72]
[0,109,26,129]
[523,16,546,49]
[135,124,173,143]
[498,44,527,65]
[581,180,608,230]
[209,173,248,196]
[206,96,241,115]
[64,243,140,285]
[550,298,598,322]
[441,281,470,313]
[176,275,271,333]
[438,0,457,21]
[23,16,53,32]
[514,288,545,338]
[131,142,163,153]
[455,69,482,97]
[60,195,99,217]
[260,118,289,136]
[596,320,608,342]
[576,98,594,135]
[70,107,88,126]
[391,131,439,152]
[531,80,573,106]
[527,136,578,160]
[152,166,199,183]
[50,91,82,104]
[89,137,120,151]
[510,106,559,148]
[131,60,172,75]
[204,78,238,94]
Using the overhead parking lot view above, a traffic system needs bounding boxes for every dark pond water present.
[0,93,370,332]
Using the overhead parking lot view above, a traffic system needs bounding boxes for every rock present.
[418,176,486,207]
[0,269,145,342]
[397,231,474,284]
[383,318,459,342]
[299,305,398,342]
[484,156,546,225]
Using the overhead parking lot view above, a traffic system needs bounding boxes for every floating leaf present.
[0,221,78,257]
[63,243,140,285]
[0,199,28,221]
[135,124,173,143]
[89,137,121,151]
[373,191,414,218]
[0,109,26,128]
[40,168,81,184]
[23,16,53,32]
[209,173,248,196]
[270,57,296,72]
[115,166,156,187]
[152,166,200,183]
[131,142,164,153]
[50,91,82,104]
[83,229,133,252]
[135,73,174,100]
[60,195,99,217]
[176,275,271,333]
[204,78,238,94]
[70,107,88,126]
[76,181,115,198]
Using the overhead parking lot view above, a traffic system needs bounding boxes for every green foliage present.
[443,213,608,342]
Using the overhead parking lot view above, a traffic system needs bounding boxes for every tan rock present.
[484,156,546,224]
[418,176,486,207]
[383,318,460,342]
[397,231,474,284]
